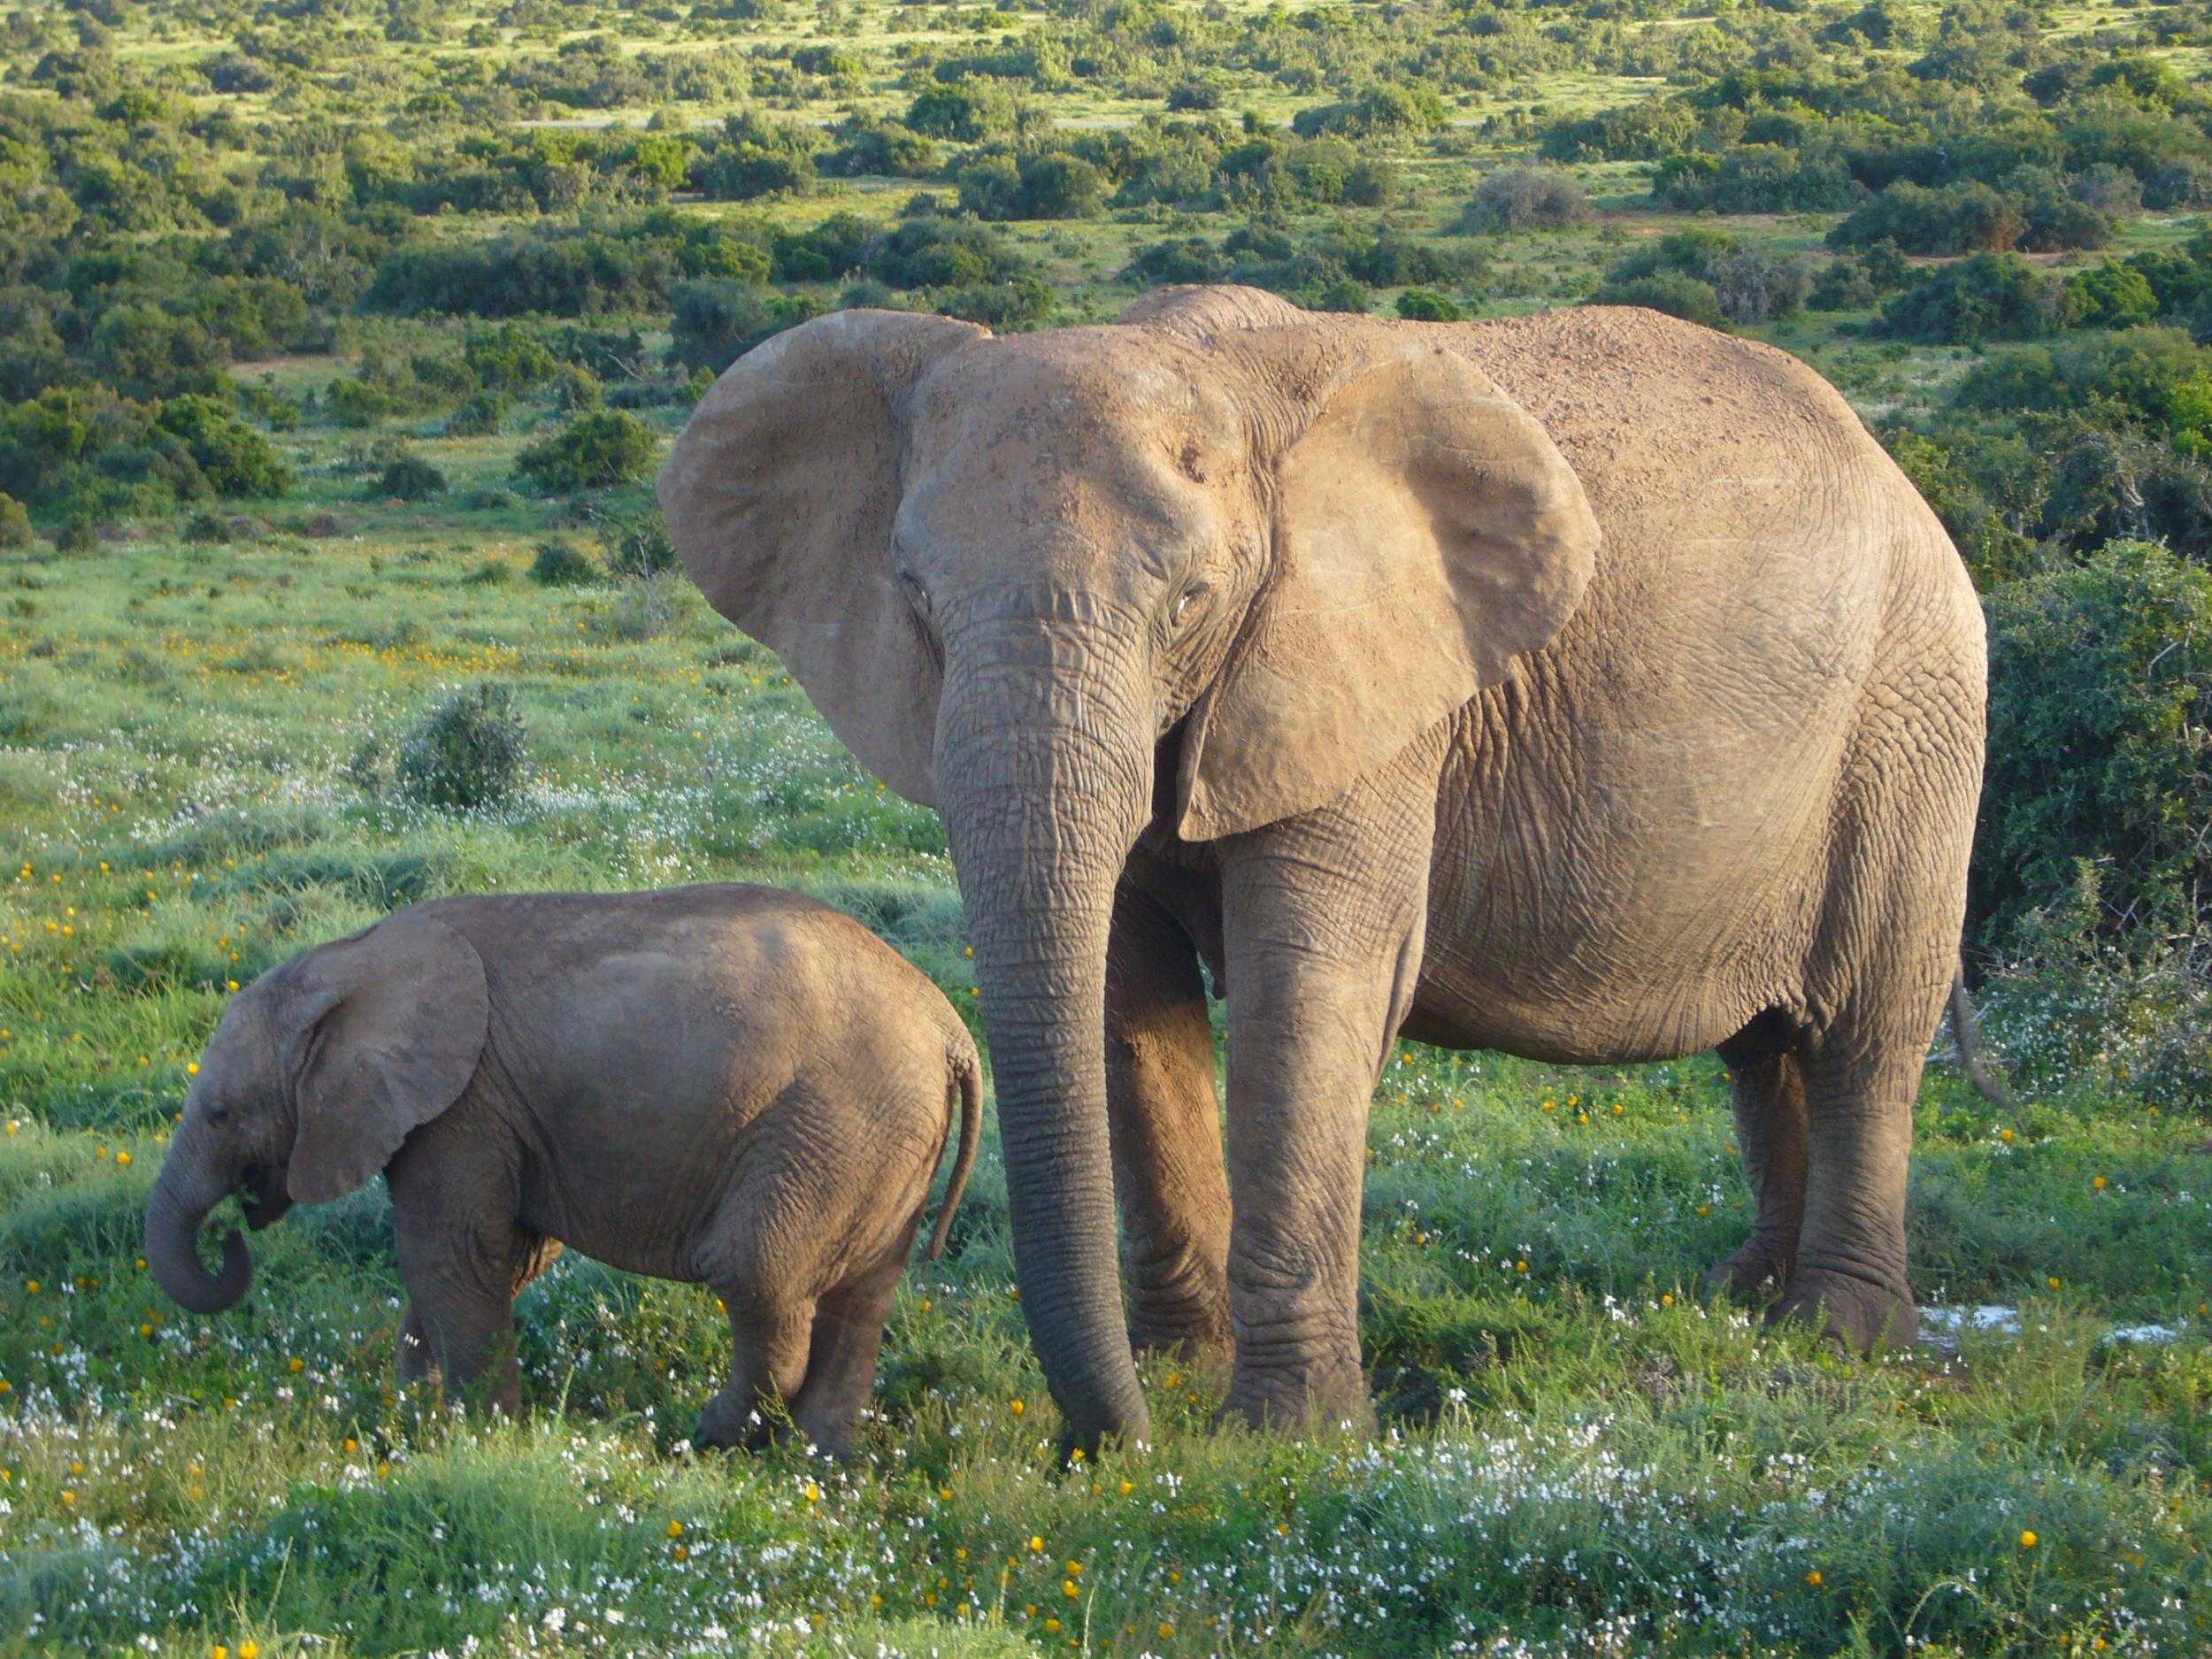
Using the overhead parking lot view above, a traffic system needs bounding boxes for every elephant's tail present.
[1949,956,2012,1110]
[926,1042,983,1261]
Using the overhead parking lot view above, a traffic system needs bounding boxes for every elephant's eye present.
[897,567,930,614]
[204,1103,230,1126]
[1171,580,1208,627]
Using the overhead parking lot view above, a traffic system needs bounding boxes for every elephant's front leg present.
[1106,880,1233,1359]
[1215,741,1440,1431]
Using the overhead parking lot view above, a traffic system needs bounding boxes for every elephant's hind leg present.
[1106,881,1233,1359]
[1709,1012,1810,1304]
[787,1229,915,1458]
[695,1285,814,1450]
[1770,1015,1933,1354]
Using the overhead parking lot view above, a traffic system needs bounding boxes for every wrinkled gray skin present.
[657,287,1986,1450]
[144,886,980,1455]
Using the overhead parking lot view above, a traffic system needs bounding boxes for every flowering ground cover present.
[1,530,2207,1658]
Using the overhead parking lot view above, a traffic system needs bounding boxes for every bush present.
[1396,288,1464,323]
[1655,144,1862,214]
[906,81,1014,142]
[550,365,603,412]
[154,396,291,498]
[1463,167,1593,232]
[600,577,678,641]
[1979,863,2212,1101]
[530,536,600,587]
[448,391,508,436]
[602,508,678,580]
[2065,261,2158,330]
[1809,242,1911,311]
[1590,229,1806,326]
[1977,540,2212,955]
[513,410,659,495]
[1588,270,1724,329]
[184,511,233,545]
[1129,237,1225,286]
[1829,180,2026,257]
[375,457,449,501]
[0,494,30,550]
[396,682,528,810]
[1875,253,2073,345]
[56,518,99,556]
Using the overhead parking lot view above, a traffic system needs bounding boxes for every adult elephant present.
[658,286,1985,1448]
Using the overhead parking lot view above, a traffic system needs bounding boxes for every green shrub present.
[1396,288,1464,323]
[154,396,291,498]
[2064,261,2158,329]
[1977,540,2212,955]
[396,681,528,810]
[184,511,233,544]
[448,390,508,436]
[0,493,30,549]
[513,409,659,495]
[906,81,1016,142]
[602,508,677,579]
[550,364,603,412]
[56,518,99,555]
[1980,862,2212,1101]
[375,457,449,501]
[1589,269,1724,329]
[1591,230,1807,326]
[529,536,600,587]
[1829,180,2026,257]
[1463,166,1593,232]
[1874,253,2073,345]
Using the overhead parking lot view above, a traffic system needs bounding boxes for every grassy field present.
[1,526,2208,1657]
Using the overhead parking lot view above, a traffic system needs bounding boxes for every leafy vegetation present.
[2,0,2210,1654]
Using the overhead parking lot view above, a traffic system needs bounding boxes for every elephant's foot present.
[1217,1347,1372,1436]
[694,1386,775,1451]
[1705,1233,1797,1304]
[1770,1267,1916,1356]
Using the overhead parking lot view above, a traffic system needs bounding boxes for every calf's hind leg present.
[695,1286,815,1449]
[787,1226,917,1457]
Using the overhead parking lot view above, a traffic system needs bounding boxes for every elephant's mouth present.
[241,1163,293,1231]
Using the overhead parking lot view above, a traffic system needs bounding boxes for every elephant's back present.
[1449,308,1867,478]
[1410,309,1981,1060]
[430,885,959,1097]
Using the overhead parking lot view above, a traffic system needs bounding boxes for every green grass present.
[1,532,2208,1657]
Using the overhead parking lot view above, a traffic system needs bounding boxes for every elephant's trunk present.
[935,617,1156,1451]
[144,1121,252,1315]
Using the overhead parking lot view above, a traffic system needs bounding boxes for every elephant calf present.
[144,885,980,1455]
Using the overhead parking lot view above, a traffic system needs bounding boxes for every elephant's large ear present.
[658,310,992,807]
[1176,333,1600,841]
[284,915,489,1204]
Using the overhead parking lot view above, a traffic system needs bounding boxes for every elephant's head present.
[658,286,1600,1446]
[145,914,488,1315]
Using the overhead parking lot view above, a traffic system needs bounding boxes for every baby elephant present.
[144,885,979,1455]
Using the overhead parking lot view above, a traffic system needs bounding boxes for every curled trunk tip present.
[145,1202,253,1315]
